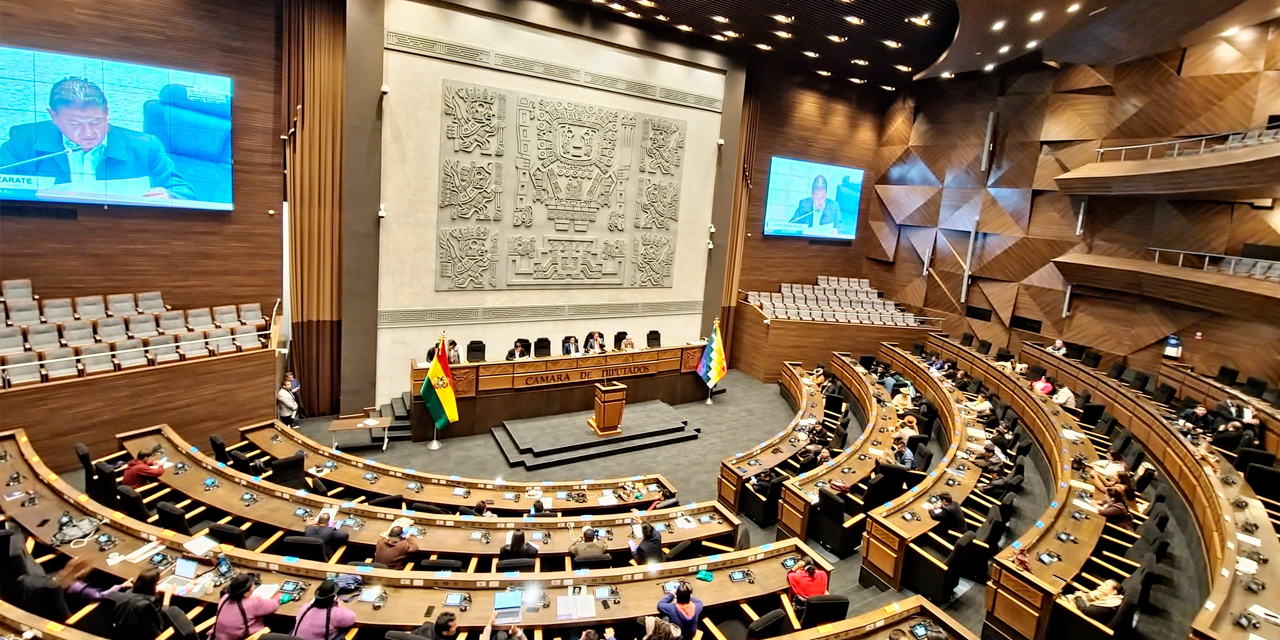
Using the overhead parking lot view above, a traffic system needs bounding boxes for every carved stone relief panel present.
[436,80,686,290]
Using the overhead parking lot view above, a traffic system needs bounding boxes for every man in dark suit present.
[0,77,194,200]
[505,341,528,361]
[304,513,350,559]
[789,175,841,229]
[928,492,967,533]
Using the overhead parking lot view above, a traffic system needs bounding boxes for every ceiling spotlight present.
[722,30,739,37]
[1221,26,1240,36]
[984,63,996,71]
[907,13,931,26]
[711,15,729,23]
[591,0,606,3]
[607,2,624,9]
[880,85,896,91]
[1029,10,1044,22]
[774,30,792,38]
[755,43,773,50]
[636,0,654,6]
[624,11,640,17]
[883,39,902,48]
[828,35,847,42]
[941,71,955,78]
[1026,40,1039,48]
[675,24,692,31]
[998,44,1011,53]
[711,34,726,41]
[772,14,793,23]
[1066,3,1081,12]
[816,70,831,76]
[992,20,1006,31]
[845,16,865,25]
[849,77,866,83]
[802,50,820,58]
[893,64,912,72]
[851,58,869,65]
[655,14,669,21]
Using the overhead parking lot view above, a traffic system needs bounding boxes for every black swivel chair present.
[653,497,680,510]
[116,486,155,521]
[647,331,661,348]
[466,340,486,362]
[738,609,787,640]
[410,502,448,514]
[419,559,463,571]
[739,480,783,527]
[367,494,402,509]
[665,540,693,561]
[1245,464,1280,501]
[614,332,627,350]
[269,452,307,488]
[515,338,532,355]
[89,461,119,507]
[1081,351,1102,368]
[571,554,612,570]
[1243,376,1267,397]
[496,558,536,572]
[1065,343,1086,359]
[858,355,877,370]
[911,342,926,357]
[1234,448,1276,473]
[209,435,230,465]
[16,574,72,622]
[1129,372,1150,393]
[205,522,268,551]
[280,536,329,562]
[978,340,992,355]
[909,532,975,604]
[798,595,849,628]
[386,633,429,640]
[967,505,1006,579]
[912,444,933,472]
[906,434,930,456]
[533,338,551,358]
[960,333,975,347]
[995,347,1013,362]
[156,502,214,536]
[1152,384,1176,406]
[735,528,752,551]
[1215,366,1239,386]
[75,444,94,487]
[1106,361,1126,379]
[811,488,862,558]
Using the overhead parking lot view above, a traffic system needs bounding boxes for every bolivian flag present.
[421,337,458,430]
[697,319,727,388]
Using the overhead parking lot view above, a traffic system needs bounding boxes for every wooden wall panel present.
[0,351,276,472]
[0,0,283,313]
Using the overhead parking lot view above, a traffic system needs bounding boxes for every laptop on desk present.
[493,590,524,625]
[160,557,199,590]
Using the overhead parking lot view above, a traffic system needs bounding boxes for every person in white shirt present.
[1047,340,1067,357]
[1052,384,1077,408]
[965,393,993,417]
[277,380,299,427]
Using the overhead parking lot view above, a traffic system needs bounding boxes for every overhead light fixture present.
[624,11,640,17]
[1029,10,1045,22]
[883,39,902,48]
[907,13,931,26]
[1221,26,1240,36]
[722,30,739,37]
[772,14,793,23]
[893,64,912,72]
[851,58,869,65]
[655,14,669,21]
[607,2,624,9]
[828,35,847,43]
[711,15,729,23]
[984,63,996,71]
[802,50,819,58]
[941,71,955,78]
[1026,40,1039,48]
[998,44,1011,53]
[845,16,865,25]
[849,77,866,84]
[755,43,773,50]
[816,70,831,76]
[711,34,726,41]
[636,0,654,6]
[1066,3,1081,12]
[992,20,1006,31]
[773,30,792,38]
[591,0,606,3]
[880,85,896,91]
[675,24,692,31]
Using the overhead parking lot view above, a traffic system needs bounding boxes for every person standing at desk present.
[563,336,581,356]
[277,380,299,427]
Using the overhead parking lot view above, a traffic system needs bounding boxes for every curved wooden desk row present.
[1,429,830,630]
[1158,362,1280,456]
[0,598,110,640]
[1020,344,1280,640]
[858,343,982,590]
[768,595,979,640]
[118,425,738,560]
[927,335,1106,640]
[777,353,888,540]
[237,422,676,515]
[716,362,825,512]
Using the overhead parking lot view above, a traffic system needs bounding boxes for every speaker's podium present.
[587,382,627,436]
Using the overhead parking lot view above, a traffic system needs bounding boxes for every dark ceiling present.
[549,0,961,87]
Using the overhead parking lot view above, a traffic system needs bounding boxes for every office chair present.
[116,486,155,521]
[613,331,627,350]
[653,497,680,510]
[206,522,267,551]
[858,355,877,370]
[1025,365,1046,382]
[1215,366,1239,386]
[347,562,389,569]
[280,536,329,562]
[1081,351,1102,368]
[906,434,929,455]
[209,434,230,465]
[571,554,612,570]
[1152,384,1176,406]
[268,452,306,488]
[1233,448,1276,473]
[1065,343,1086,359]
[156,502,214,537]
[89,461,119,507]
[1245,464,1280,501]
[386,633,429,640]
[1106,361,1126,379]
[995,347,1013,362]
[742,609,787,639]
[75,443,94,487]
[739,480,783,527]
[812,488,862,558]
[419,559,463,571]
[911,532,974,604]
[533,337,551,358]
[647,330,661,348]
[735,528,752,551]
[1244,376,1267,397]
[911,342,925,356]
[960,333,975,347]
[366,494,402,509]
[665,540,693,561]
[410,502,448,514]
[496,558,536,572]
[798,595,849,628]
[515,338,532,355]
[15,575,71,624]
[978,340,993,355]
[466,340,486,362]
[912,444,933,472]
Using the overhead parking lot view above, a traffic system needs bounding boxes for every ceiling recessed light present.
[883,39,902,48]
[828,35,847,43]
[941,71,954,78]
[755,43,772,50]
[722,30,739,37]
[655,14,668,21]
[907,13,931,26]
[772,14,793,23]
[816,70,831,76]
[711,15,729,23]
[851,58,869,65]
[773,30,792,38]
[591,0,606,3]
[1066,3,1081,12]
[607,2,624,9]
[998,44,1011,53]
[1222,26,1240,36]
[845,16,865,25]
[636,0,654,6]
[1026,40,1039,48]
[675,24,692,31]
[624,11,640,17]
[848,77,866,83]
[992,20,1006,31]
[802,50,820,58]
[1029,10,1045,22]
[893,64,912,72]
[984,63,996,71]
[711,34,726,41]
[880,85,896,91]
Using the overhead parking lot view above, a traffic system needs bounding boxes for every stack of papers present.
[966,427,987,439]
[597,495,618,506]
[362,419,379,426]
[556,594,597,620]
[675,515,697,529]
[183,536,220,557]
[253,584,281,599]
[1072,499,1098,513]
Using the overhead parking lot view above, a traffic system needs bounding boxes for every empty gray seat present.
[96,317,128,343]
[127,314,159,340]
[61,320,95,348]
[177,331,209,360]
[42,298,75,324]
[7,299,41,326]
[75,295,106,321]
[187,308,215,331]
[213,305,241,328]
[136,291,167,314]
[3,352,40,387]
[147,335,180,364]
[1,279,34,302]
[106,293,137,317]
[26,323,60,352]
[0,328,23,356]
[158,310,187,334]
[42,347,78,381]
[207,328,235,355]
[233,325,262,351]
[239,303,266,329]
[79,343,114,375]
[113,339,148,369]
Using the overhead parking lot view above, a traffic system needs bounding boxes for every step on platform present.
[491,400,700,470]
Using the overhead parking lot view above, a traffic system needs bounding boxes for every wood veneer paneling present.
[0,350,276,472]
[0,0,283,313]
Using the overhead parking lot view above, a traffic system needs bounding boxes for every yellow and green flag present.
[420,337,458,430]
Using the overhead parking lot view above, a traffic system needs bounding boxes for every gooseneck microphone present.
[0,148,76,173]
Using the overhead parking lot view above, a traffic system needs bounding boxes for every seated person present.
[964,392,993,417]
[801,446,832,470]
[1179,404,1215,434]
[1210,420,1245,451]
[568,527,608,559]
[55,556,127,606]
[112,568,186,640]
[889,437,914,468]
[471,500,497,518]
[1051,383,1076,408]
[211,574,278,640]
[748,469,774,495]
[499,530,539,560]
[990,423,1015,450]
[1089,450,1127,488]
[529,501,556,517]
[628,517,664,565]
[505,341,529,361]
[1093,486,1134,531]
[786,556,829,603]
[583,331,607,354]
[122,450,165,488]
[657,583,704,640]
[1071,579,1124,623]
[291,579,355,640]
[304,513,350,559]
[373,525,418,569]
[977,465,1018,499]
[620,333,636,350]
[895,415,920,440]
[926,355,946,372]
[1047,339,1068,357]
[928,492,966,533]
[891,387,914,416]
[412,612,460,640]
[1031,375,1053,395]
[971,442,1005,470]
[562,336,581,356]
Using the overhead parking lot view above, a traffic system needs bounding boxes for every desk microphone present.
[0,148,76,173]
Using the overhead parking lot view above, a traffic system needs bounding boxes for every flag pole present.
[428,427,442,450]
[428,333,445,451]
[706,384,714,405]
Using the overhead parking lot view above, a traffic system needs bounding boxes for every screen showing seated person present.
[762,156,863,240]
[0,46,233,211]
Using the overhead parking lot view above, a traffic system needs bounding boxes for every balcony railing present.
[1150,247,1280,280]
[1096,124,1280,162]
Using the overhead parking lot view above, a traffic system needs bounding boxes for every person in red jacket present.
[787,556,829,603]
[121,450,165,488]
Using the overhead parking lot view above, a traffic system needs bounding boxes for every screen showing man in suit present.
[762,156,863,240]
[0,46,233,210]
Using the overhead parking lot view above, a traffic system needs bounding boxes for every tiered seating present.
[743,276,922,326]
[0,279,268,387]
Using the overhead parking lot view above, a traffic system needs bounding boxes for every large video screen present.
[762,156,863,240]
[0,46,233,210]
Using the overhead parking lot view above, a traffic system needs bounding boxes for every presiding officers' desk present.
[1159,362,1279,456]
[3,429,830,632]
[717,362,824,512]
[778,353,888,540]
[767,595,980,640]
[859,343,980,591]
[408,344,708,440]
[120,425,736,564]
[240,422,676,515]
[927,335,1105,640]
[1021,343,1280,640]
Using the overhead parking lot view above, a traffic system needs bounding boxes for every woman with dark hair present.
[629,514,664,565]
[54,556,127,606]
[786,555,829,602]
[1094,486,1135,531]
[499,530,539,560]
[113,568,180,640]
[212,574,278,640]
[656,582,704,640]
[292,579,356,640]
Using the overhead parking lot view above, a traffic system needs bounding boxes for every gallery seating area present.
[744,277,924,327]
